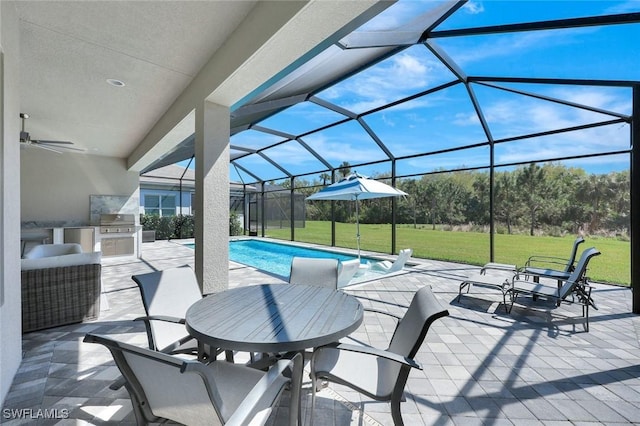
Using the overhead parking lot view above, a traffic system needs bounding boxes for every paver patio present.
[2,239,639,425]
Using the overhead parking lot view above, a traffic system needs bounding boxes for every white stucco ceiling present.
[14,0,388,172]
[16,1,257,158]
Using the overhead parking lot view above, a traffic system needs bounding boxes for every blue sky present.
[185,1,640,183]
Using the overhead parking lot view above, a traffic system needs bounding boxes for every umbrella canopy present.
[306,173,407,258]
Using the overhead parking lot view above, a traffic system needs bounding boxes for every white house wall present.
[21,150,139,225]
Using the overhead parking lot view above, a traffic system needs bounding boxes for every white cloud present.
[328,50,448,111]
[495,123,629,165]
[447,26,597,68]
[479,86,630,139]
[463,1,485,15]
[356,2,418,31]
[381,114,396,127]
[603,0,640,14]
[452,111,480,126]
[302,132,387,165]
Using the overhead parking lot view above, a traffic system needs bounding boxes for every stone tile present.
[2,239,640,426]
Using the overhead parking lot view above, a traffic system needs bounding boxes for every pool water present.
[186,239,374,280]
[230,239,370,278]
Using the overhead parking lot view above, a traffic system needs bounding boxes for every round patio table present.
[185,283,363,353]
[185,283,363,426]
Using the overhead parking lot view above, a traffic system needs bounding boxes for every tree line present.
[291,162,629,238]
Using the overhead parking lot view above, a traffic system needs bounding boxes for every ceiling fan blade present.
[32,140,85,152]
[27,143,64,154]
[32,139,74,145]
[19,114,85,153]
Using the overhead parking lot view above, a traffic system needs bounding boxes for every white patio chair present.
[338,258,361,287]
[132,265,205,356]
[310,285,449,426]
[84,333,302,426]
[289,256,339,289]
[112,265,229,390]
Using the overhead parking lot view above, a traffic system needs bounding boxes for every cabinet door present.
[115,237,134,255]
[101,239,117,257]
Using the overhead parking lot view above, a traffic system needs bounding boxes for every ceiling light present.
[106,78,125,87]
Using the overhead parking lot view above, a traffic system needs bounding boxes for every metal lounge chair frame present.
[309,285,449,426]
[458,263,519,311]
[521,236,585,285]
[84,333,302,426]
[507,247,600,331]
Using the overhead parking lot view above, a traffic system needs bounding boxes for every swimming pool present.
[186,239,376,280]
[230,239,372,278]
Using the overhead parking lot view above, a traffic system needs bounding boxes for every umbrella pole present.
[356,196,361,259]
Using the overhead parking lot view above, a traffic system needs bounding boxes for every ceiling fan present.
[20,113,85,154]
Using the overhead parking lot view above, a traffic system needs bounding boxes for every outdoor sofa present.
[21,243,102,332]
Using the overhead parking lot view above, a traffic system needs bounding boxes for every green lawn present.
[266,221,630,285]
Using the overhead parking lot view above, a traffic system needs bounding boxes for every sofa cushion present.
[23,243,83,259]
[21,251,102,271]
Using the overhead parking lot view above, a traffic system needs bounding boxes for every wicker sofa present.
[21,243,102,333]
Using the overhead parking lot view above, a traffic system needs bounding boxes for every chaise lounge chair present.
[458,263,519,311]
[521,236,585,285]
[370,248,413,273]
[507,247,600,331]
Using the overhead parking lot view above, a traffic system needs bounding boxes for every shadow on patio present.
[2,240,639,425]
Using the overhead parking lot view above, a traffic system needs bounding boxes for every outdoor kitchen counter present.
[21,224,142,259]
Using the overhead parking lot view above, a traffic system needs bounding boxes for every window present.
[144,194,176,217]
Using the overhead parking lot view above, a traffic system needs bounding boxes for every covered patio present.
[3,240,637,425]
[3,1,640,423]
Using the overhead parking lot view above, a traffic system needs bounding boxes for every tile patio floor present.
[2,239,639,425]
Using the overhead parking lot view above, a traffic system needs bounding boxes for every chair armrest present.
[363,307,403,321]
[524,255,571,269]
[183,352,304,426]
[134,315,187,351]
[481,263,517,274]
[134,315,186,325]
[317,342,422,370]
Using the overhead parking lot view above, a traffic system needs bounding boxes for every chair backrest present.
[84,333,224,425]
[564,236,585,272]
[558,247,600,299]
[382,286,449,399]
[289,257,339,289]
[338,258,361,287]
[23,243,83,259]
[132,265,203,351]
[387,285,449,358]
[388,248,413,273]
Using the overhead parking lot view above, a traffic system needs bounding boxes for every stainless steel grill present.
[99,214,136,234]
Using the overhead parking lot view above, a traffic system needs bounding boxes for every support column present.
[631,85,640,314]
[195,101,229,295]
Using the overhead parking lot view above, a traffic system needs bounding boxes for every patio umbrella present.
[306,173,407,258]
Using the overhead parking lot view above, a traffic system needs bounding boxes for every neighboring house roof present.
[140,164,255,192]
